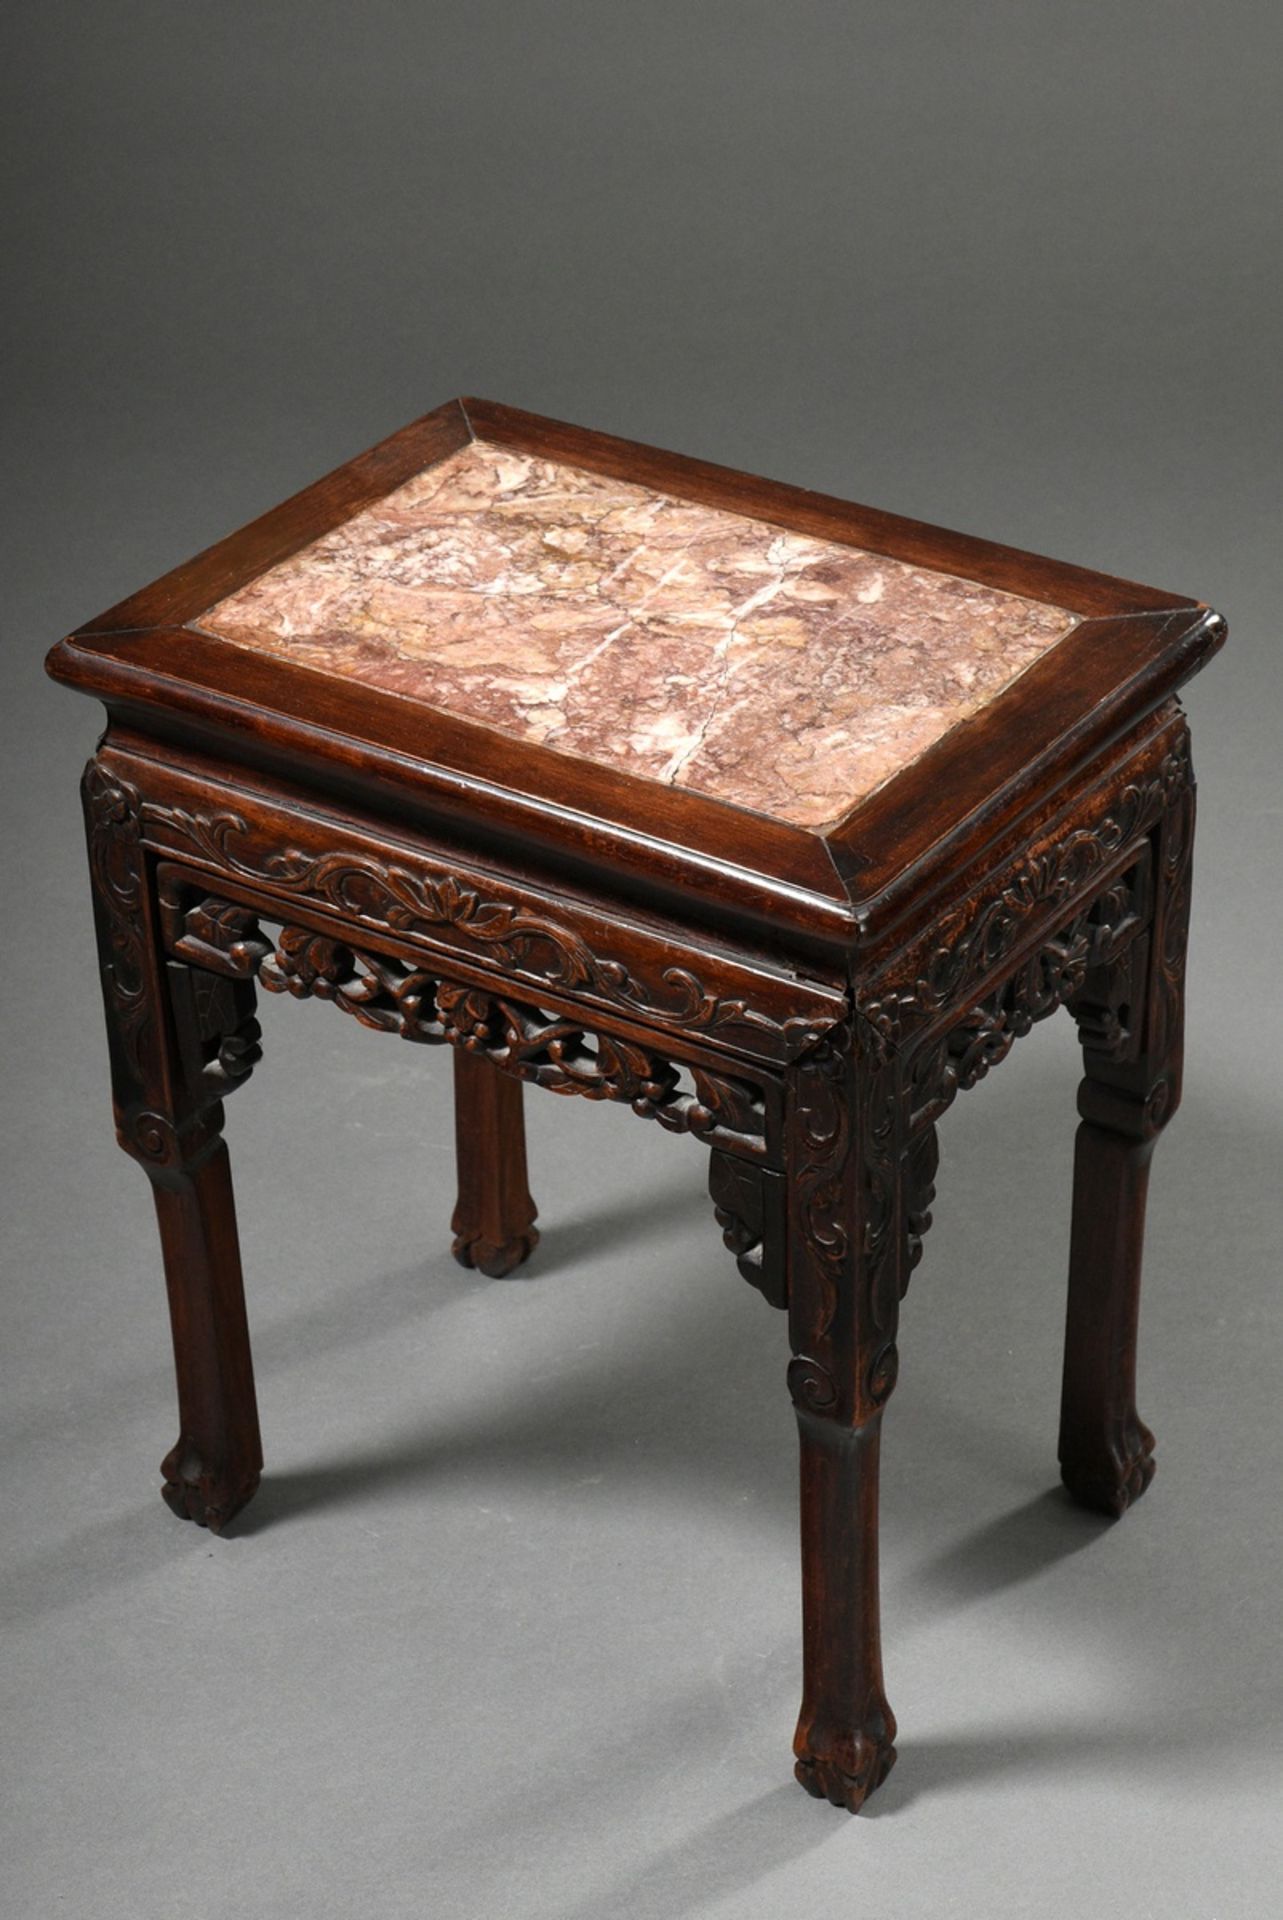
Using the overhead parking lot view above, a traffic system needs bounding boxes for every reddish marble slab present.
[188,440,1078,831]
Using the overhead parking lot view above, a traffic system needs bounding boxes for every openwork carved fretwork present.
[90,725,1194,1434]
[903,856,1151,1131]
[781,726,1195,1433]
[708,1152,786,1307]
[144,799,835,1059]
[857,735,1190,1064]
[169,896,771,1156]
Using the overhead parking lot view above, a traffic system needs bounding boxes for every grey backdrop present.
[3,6,1280,1917]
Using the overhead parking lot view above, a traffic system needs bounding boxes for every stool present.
[46,398,1226,1811]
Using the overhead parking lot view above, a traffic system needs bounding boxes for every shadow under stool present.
[46,396,1226,1811]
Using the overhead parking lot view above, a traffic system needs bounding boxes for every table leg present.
[450,1048,539,1277]
[792,1402,896,1809]
[84,762,262,1530]
[785,1039,901,1811]
[1060,778,1195,1515]
[152,1136,261,1529]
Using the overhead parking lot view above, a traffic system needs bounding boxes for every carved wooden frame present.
[56,397,1222,1818]
[78,689,1200,1818]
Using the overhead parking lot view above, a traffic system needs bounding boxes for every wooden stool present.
[46,399,1225,1811]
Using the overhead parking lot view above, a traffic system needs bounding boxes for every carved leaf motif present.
[181,900,769,1153]
[83,766,152,1083]
[261,927,354,998]
[860,738,1191,1055]
[790,1039,854,1343]
[143,800,832,1054]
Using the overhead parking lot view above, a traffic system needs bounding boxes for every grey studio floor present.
[4,814,1281,1917]
[5,5,1283,1917]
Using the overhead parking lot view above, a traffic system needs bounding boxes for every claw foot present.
[794,1729,897,1812]
[451,1226,540,1279]
[161,1439,261,1533]
[1061,1418,1156,1518]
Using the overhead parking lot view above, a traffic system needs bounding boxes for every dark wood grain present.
[1059,753,1195,1513]
[46,399,1226,947]
[49,399,1225,1811]
[83,764,263,1530]
[451,1051,539,1279]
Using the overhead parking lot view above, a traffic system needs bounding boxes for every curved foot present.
[451,1226,540,1279]
[794,1732,897,1813]
[161,1439,261,1533]
[1060,1418,1155,1518]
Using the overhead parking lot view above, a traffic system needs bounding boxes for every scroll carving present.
[169,896,771,1156]
[784,732,1194,1428]
[143,799,834,1058]
[786,1354,839,1413]
[708,1152,786,1307]
[83,766,151,1083]
[786,1034,905,1422]
[83,767,261,1172]
[858,734,1191,1062]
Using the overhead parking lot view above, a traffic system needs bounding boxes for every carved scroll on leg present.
[451,1048,540,1278]
[83,764,263,1530]
[782,1030,924,1812]
[1059,764,1196,1516]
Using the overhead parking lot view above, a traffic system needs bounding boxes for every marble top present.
[190,440,1078,831]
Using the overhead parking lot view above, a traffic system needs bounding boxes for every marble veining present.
[190,440,1078,831]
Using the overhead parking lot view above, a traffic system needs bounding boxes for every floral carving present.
[144,801,833,1057]
[902,855,1150,1132]
[858,735,1191,1060]
[171,898,771,1155]
[784,745,1190,1428]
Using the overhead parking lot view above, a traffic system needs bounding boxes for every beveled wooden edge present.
[853,701,1187,1002]
[46,394,1224,949]
[834,603,1226,930]
[47,599,1224,948]
[461,397,1196,619]
[48,628,856,946]
[67,399,474,637]
[102,732,849,1067]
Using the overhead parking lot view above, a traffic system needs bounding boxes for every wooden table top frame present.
[47,398,1226,1812]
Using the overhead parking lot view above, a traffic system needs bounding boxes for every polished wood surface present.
[48,401,1224,1810]
[47,397,1225,945]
